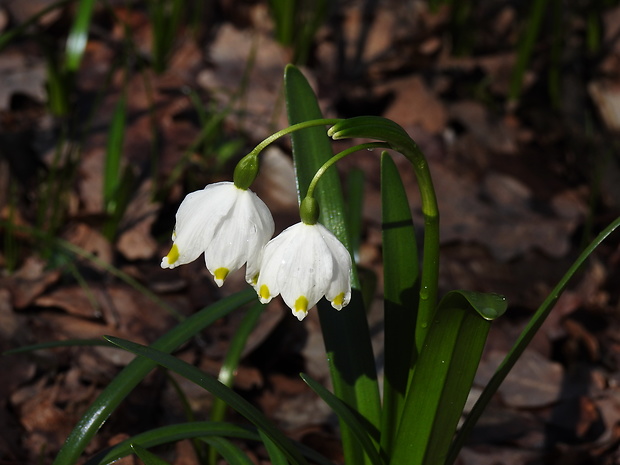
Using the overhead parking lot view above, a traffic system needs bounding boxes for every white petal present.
[255,221,352,319]
[162,182,237,268]
[161,182,274,286]
[318,224,352,309]
[255,228,293,303]
[278,224,332,313]
[204,188,274,285]
[244,191,275,285]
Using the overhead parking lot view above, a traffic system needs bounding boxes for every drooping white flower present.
[161,181,274,287]
[255,222,352,321]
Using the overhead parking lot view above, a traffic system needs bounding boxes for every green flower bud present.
[300,196,320,225]
[233,154,259,190]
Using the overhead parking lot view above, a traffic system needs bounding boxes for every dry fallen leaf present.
[476,348,565,408]
[6,256,61,309]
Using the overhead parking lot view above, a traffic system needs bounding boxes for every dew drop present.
[481,307,498,319]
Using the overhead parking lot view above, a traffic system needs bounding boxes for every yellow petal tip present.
[214,267,229,287]
[259,284,271,301]
[294,296,309,319]
[162,244,179,268]
[332,292,345,310]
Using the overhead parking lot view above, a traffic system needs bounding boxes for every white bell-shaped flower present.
[256,222,352,321]
[161,181,275,287]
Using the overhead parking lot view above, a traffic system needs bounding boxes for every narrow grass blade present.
[45,50,70,116]
[105,336,308,465]
[259,429,289,465]
[0,221,185,321]
[164,373,208,463]
[103,94,127,216]
[65,0,97,71]
[301,373,384,465]
[284,64,381,465]
[84,422,259,465]
[390,291,506,465]
[379,152,419,457]
[149,0,184,73]
[509,0,547,103]
[0,0,72,51]
[52,288,255,465]
[447,216,620,464]
[209,302,264,465]
[4,339,110,355]
[269,0,295,46]
[212,302,264,418]
[130,444,172,465]
[200,437,254,465]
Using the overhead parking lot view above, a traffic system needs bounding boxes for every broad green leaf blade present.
[447,215,620,465]
[130,444,172,465]
[52,288,256,465]
[104,336,308,465]
[380,152,419,456]
[65,0,97,71]
[200,437,254,465]
[85,422,259,465]
[346,168,365,260]
[284,65,349,243]
[284,64,381,465]
[301,373,384,465]
[390,290,506,465]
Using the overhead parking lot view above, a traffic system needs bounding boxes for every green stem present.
[247,118,343,158]
[396,143,440,353]
[306,142,389,200]
[328,115,441,352]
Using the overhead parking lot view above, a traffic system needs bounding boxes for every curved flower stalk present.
[161,181,274,287]
[256,198,352,321]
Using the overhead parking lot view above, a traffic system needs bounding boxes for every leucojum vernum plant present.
[16,65,620,465]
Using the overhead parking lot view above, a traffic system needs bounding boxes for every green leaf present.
[379,152,419,456]
[284,64,381,465]
[210,302,264,465]
[301,373,384,465]
[103,94,127,216]
[0,0,72,52]
[52,288,256,465]
[259,429,290,465]
[200,437,254,465]
[65,0,97,71]
[130,444,172,465]
[509,0,548,103]
[4,338,110,355]
[390,290,506,465]
[447,215,620,464]
[328,117,414,154]
[104,336,308,465]
[84,422,258,465]
[346,168,365,260]
[328,115,440,352]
